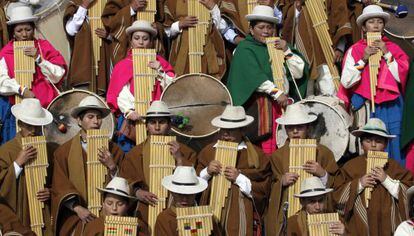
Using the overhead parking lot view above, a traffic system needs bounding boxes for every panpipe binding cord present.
[365,150,388,208]
[104,215,139,236]
[177,206,214,236]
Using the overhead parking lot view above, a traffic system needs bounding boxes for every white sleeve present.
[210,4,221,31]
[381,175,400,199]
[117,84,135,114]
[37,59,66,84]
[157,71,175,89]
[319,172,328,186]
[358,180,364,194]
[383,51,400,83]
[209,4,238,45]
[130,7,136,16]
[284,48,305,79]
[13,162,24,179]
[199,167,212,181]
[394,221,414,236]
[0,58,21,95]
[164,21,182,38]
[235,173,252,198]
[256,80,284,99]
[65,6,88,36]
[341,48,364,89]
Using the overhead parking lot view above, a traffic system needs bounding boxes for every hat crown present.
[299,177,326,194]
[131,20,153,30]
[104,177,131,196]
[7,5,37,24]
[250,5,275,19]
[170,166,200,185]
[20,98,45,119]
[362,118,388,133]
[276,103,317,125]
[362,4,386,15]
[146,101,171,116]
[78,96,105,109]
[126,20,157,36]
[220,105,247,121]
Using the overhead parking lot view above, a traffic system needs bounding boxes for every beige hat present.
[6,4,38,25]
[162,166,208,195]
[143,101,172,118]
[245,5,278,24]
[276,103,317,125]
[97,177,137,199]
[356,5,390,27]
[211,105,254,129]
[294,177,333,198]
[11,98,53,126]
[71,96,111,118]
[351,118,395,139]
[126,20,157,37]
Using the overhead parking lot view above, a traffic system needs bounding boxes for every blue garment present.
[114,115,135,153]
[0,96,16,144]
[351,94,405,166]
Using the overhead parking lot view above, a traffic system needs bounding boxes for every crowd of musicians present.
[1,0,414,235]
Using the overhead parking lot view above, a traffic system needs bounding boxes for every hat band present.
[104,187,129,196]
[220,117,246,122]
[300,188,326,194]
[363,127,389,135]
[147,112,171,115]
[172,181,197,186]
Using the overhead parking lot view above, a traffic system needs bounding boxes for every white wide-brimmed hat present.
[294,177,333,198]
[11,98,53,126]
[351,118,395,139]
[71,96,111,118]
[143,101,172,118]
[356,5,390,27]
[245,5,278,24]
[126,20,158,37]
[211,105,254,129]
[6,4,38,25]
[97,177,137,199]
[162,166,208,195]
[276,103,317,125]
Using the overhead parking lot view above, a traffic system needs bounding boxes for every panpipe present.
[104,215,139,236]
[247,0,258,14]
[132,48,157,145]
[287,139,317,217]
[308,212,340,236]
[148,135,176,236]
[209,140,238,222]
[137,0,157,22]
[176,205,214,236]
[22,136,49,236]
[86,129,110,216]
[188,0,211,73]
[13,41,35,105]
[366,32,383,113]
[266,37,286,92]
[365,150,388,208]
[304,0,340,90]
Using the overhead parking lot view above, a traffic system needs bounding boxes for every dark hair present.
[359,133,387,143]
[410,196,414,218]
[249,20,276,29]
[8,22,36,40]
[145,116,171,124]
[78,109,102,120]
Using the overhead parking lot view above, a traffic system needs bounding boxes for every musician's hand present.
[303,160,326,177]
[363,45,379,61]
[274,39,288,52]
[199,0,216,10]
[130,0,147,12]
[135,189,158,205]
[328,222,345,235]
[360,174,376,188]
[126,111,142,122]
[224,166,239,182]
[98,147,116,171]
[179,16,198,30]
[282,172,299,187]
[15,146,37,167]
[334,49,344,63]
[168,141,184,165]
[95,28,108,39]
[73,205,96,223]
[36,188,51,202]
[295,0,303,11]
[370,167,387,183]
[372,39,389,55]
[207,160,222,176]
[234,35,245,45]
[23,47,39,59]
[22,89,35,98]
[81,0,95,9]
[148,60,162,71]
[276,94,289,108]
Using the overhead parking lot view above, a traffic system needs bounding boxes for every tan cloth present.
[68,216,105,236]
[0,197,35,236]
[51,133,124,236]
[163,0,227,79]
[287,209,308,236]
[264,143,339,236]
[0,133,54,235]
[219,0,249,35]
[195,142,271,236]
[334,155,413,236]
[0,1,8,48]
[348,1,364,43]
[119,138,197,235]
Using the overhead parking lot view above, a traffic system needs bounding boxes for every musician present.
[51,96,124,235]
[155,166,222,236]
[337,5,410,166]
[196,105,271,235]
[395,186,414,235]
[0,197,35,236]
[106,20,175,152]
[334,118,413,235]
[0,98,54,235]
[63,0,111,94]
[120,101,197,235]
[226,5,308,154]
[264,103,339,236]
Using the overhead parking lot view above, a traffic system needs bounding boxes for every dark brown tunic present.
[0,197,35,236]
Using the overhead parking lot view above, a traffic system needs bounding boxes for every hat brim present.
[142,113,173,119]
[161,176,208,195]
[351,129,396,139]
[406,186,414,209]
[356,12,390,27]
[7,17,38,25]
[71,106,111,118]
[245,14,278,24]
[211,115,254,129]
[294,188,333,198]
[276,114,318,126]
[11,105,53,126]
[97,188,137,200]
[126,26,157,37]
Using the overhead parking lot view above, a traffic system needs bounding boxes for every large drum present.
[43,89,115,145]
[277,96,352,162]
[161,73,232,138]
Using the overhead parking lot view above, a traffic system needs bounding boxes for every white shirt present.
[13,162,24,179]
[358,175,400,199]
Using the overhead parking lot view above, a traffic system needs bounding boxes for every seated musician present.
[120,101,196,235]
[106,20,175,153]
[196,105,271,235]
[337,5,410,166]
[288,177,345,236]
[395,185,414,235]
[0,197,35,236]
[264,103,339,236]
[226,5,308,154]
[0,98,54,234]
[335,118,413,235]
[0,5,67,144]
[155,166,221,235]
[51,96,124,235]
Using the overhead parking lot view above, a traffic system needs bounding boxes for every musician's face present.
[301,195,326,214]
[249,21,276,44]
[18,121,42,137]
[219,128,243,143]
[13,23,35,41]
[171,192,196,208]
[130,31,152,49]
[102,193,129,216]
[285,124,308,139]
[146,117,170,135]
[362,17,385,33]
[77,110,103,130]
[361,134,387,152]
